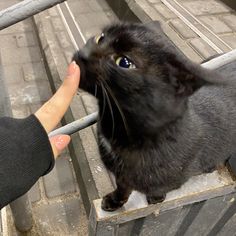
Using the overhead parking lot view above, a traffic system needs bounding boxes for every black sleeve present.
[0,115,54,209]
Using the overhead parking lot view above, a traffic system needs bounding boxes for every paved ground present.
[0,0,236,235]
[123,0,236,62]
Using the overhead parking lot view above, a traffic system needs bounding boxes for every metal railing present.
[0,0,67,30]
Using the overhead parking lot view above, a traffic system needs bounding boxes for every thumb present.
[49,135,71,159]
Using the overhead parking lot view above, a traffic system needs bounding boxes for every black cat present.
[73,21,236,211]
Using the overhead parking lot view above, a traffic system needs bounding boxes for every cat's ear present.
[166,58,208,96]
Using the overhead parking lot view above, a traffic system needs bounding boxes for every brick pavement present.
[124,0,236,62]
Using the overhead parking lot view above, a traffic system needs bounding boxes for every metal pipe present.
[0,0,66,30]
[202,49,236,69]
[49,112,98,137]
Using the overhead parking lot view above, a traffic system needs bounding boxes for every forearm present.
[0,115,54,209]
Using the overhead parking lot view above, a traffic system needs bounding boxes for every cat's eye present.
[94,33,105,44]
[115,56,136,69]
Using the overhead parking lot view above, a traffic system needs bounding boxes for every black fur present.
[73,22,236,211]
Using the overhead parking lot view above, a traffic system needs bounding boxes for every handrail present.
[0,0,66,30]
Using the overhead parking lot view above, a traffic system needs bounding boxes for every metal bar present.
[202,49,236,69]
[0,0,66,30]
[48,111,98,137]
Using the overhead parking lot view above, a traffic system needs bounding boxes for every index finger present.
[35,62,80,133]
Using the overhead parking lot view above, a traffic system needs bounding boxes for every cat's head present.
[73,22,209,138]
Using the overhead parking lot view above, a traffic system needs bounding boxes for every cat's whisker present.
[101,82,115,142]
[102,81,130,138]
[94,85,98,97]
[99,82,107,122]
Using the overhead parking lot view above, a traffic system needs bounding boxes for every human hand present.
[34,61,80,158]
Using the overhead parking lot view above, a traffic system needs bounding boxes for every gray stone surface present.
[48,7,59,17]
[8,80,52,106]
[68,0,118,42]
[189,38,218,58]
[22,62,47,81]
[148,0,161,3]
[1,46,42,66]
[0,34,17,48]
[181,0,231,16]
[154,4,177,19]
[43,154,77,198]
[2,65,24,85]
[169,19,198,39]
[220,34,236,48]
[11,105,30,118]
[55,31,73,49]
[28,182,41,203]
[15,32,38,47]
[33,198,88,235]
[199,15,232,34]
[76,12,111,29]
[51,16,65,32]
[221,14,236,31]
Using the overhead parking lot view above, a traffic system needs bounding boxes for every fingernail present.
[67,61,78,76]
[53,135,71,151]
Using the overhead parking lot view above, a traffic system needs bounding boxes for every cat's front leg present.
[101,182,132,211]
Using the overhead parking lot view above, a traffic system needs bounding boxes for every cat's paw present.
[146,194,166,205]
[101,193,127,212]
